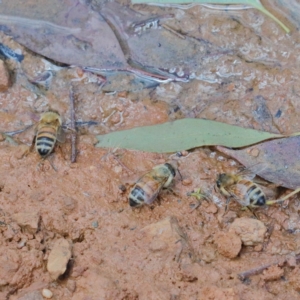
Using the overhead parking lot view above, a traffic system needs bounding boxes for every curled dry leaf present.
[217,135,300,189]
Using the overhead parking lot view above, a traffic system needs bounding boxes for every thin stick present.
[238,263,274,281]
[238,255,300,281]
[69,86,77,163]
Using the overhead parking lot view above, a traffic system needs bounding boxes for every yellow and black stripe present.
[35,128,57,158]
[241,179,266,207]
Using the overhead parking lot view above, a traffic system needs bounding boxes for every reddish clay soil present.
[1,1,300,299]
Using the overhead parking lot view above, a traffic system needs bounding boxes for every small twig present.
[69,86,77,163]
[238,255,300,281]
[238,263,274,281]
[4,124,34,136]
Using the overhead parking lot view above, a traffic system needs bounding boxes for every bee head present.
[216,173,225,188]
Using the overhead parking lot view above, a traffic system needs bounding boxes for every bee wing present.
[142,172,169,205]
[237,163,268,180]
[144,190,161,205]
[56,126,66,143]
[227,183,249,206]
[236,169,256,180]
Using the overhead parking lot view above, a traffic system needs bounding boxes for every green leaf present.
[95,118,284,153]
[131,0,290,33]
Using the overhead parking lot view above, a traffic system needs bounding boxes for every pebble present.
[249,148,260,157]
[92,221,98,228]
[215,231,242,259]
[47,238,72,280]
[229,217,267,246]
[0,59,10,92]
[41,289,53,299]
[182,178,192,186]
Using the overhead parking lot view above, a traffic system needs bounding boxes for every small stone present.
[229,217,267,246]
[12,212,40,234]
[0,60,10,92]
[249,148,260,157]
[92,221,98,228]
[47,238,72,280]
[182,178,192,186]
[181,150,189,156]
[215,232,242,259]
[0,133,5,142]
[42,289,53,299]
[261,265,284,281]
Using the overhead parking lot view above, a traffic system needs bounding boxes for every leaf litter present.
[217,135,300,190]
[0,0,229,88]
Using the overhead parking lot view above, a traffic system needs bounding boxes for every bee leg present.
[225,197,231,212]
[30,135,36,153]
[47,154,58,172]
[266,187,300,206]
[246,206,258,219]
[188,188,208,212]
[177,169,183,181]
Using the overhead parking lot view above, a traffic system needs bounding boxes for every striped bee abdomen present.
[129,185,146,207]
[35,128,57,158]
[241,179,266,207]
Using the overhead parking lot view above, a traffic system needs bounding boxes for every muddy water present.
[1,0,300,299]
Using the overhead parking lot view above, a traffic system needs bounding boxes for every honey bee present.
[129,163,176,207]
[216,171,266,209]
[34,111,65,158]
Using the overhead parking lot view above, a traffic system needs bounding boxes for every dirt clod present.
[12,212,40,234]
[229,217,267,246]
[214,231,242,259]
[47,238,72,280]
[261,265,284,281]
